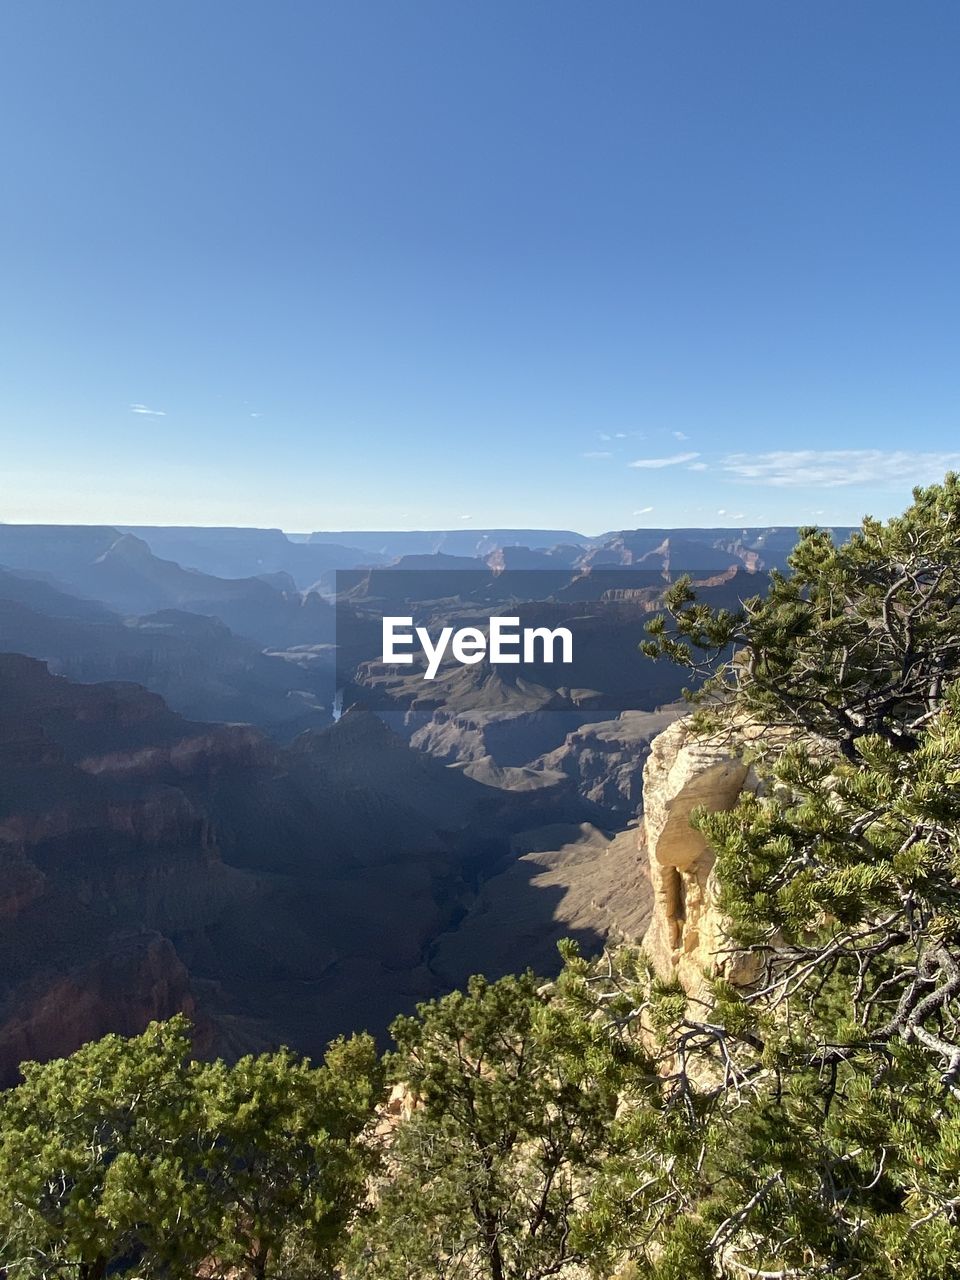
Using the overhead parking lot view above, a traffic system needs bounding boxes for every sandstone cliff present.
[640,719,755,994]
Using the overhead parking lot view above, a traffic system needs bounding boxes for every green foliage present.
[0,1019,382,1280]
[615,475,960,1276]
[642,473,960,759]
[6,479,960,1280]
[351,970,650,1280]
[0,1017,202,1279]
[192,1034,382,1280]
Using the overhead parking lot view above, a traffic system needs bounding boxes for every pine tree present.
[0,1020,381,1280]
[586,475,960,1277]
[351,970,648,1280]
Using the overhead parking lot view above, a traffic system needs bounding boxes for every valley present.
[0,521,828,1074]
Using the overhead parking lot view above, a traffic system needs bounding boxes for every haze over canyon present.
[0,519,851,1081]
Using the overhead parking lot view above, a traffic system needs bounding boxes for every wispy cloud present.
[628,451,700,470]
[672,430,688,441]
[721,449,960,489]
[460,513,473,520]
[633,506,654,515]
[687,461,708,472]
[130,403,166,416]
[583,450,613,459]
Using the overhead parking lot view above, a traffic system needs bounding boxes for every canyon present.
[0,522,812,1079]
[0,655,638,1082]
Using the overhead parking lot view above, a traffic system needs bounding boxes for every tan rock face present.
[375,1082,420,1141]
[640,719,753,994]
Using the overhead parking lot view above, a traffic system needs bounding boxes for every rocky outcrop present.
[640,719,754,994]
[0,934,197,1083]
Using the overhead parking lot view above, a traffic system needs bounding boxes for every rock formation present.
[640,719,754,994]
[533,704,686,811]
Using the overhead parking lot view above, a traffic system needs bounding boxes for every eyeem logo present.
[382,616,574,681]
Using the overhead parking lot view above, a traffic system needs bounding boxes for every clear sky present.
[1,1,958,533]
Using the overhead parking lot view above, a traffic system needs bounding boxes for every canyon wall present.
[0,657,621,1083]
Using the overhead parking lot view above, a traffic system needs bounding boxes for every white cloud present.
[628,451,700,469]
[633,506,654,515]
[598,432,612,441]
[130,403,166,416]
[721,450,960,489]
[687,461,708,472]
[583,450,613,459]
[672,431,688,441]
[460,514,473,520]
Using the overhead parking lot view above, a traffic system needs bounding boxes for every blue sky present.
[1,1,958,533]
